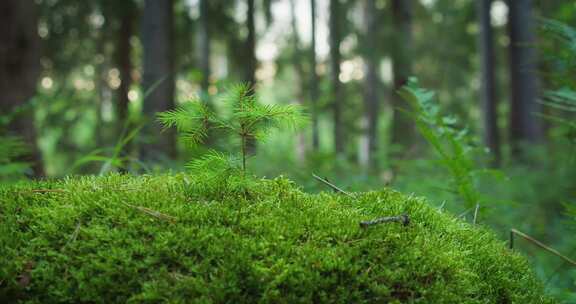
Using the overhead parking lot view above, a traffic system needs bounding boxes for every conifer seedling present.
[157,83,305,175]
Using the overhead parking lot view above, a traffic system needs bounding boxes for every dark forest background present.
[1,0,575,299]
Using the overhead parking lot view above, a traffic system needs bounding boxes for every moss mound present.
[0,174,551,303]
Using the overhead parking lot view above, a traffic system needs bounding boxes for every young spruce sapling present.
[157,83,305,175]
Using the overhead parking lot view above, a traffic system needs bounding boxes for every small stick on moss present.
[472,203,479,224]
[123,203,177,222]
[437,201,446,211]
[509,228,576,267]
[19,189,68,194]
[312,173,352,197]
[458,207,473,219]
[360,214,410,228]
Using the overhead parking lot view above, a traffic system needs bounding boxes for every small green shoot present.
[158,83,306,173]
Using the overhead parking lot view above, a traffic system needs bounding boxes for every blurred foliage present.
[0,109,31,181]
[399,78,488,210]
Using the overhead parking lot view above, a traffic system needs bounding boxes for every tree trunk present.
[310,0,320,151]
[0,0,43,176]
[116,1,135,132]
[114,1,136,170]
[507,0,542,156]
[478,0,501,166]
[390,0,415,152]
[244,0,256,86]
[361,0,380,168]
[244,0,257,154]
[141,0,176,161]
[198,0,211,99]
[289,0,307,163]
[329,0,344,155]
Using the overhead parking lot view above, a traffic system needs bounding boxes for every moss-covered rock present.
[0,174,551,303]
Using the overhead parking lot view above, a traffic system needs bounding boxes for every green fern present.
[0,109,31,181]
[0,136,30,181]
[541,18,576,56]
[540,19,576,145]
[398,78,485,211]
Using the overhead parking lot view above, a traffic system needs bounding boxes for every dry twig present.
[509,228,576,267]
[19,189,68,194]
[472,203,480,224]
[312,173,352,197]
[360,215,410,228]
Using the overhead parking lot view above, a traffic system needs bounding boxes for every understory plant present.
[0,136,30,181]
[540,20,576,292]
[0,108,31,181]
[158,83,305,197]
[398,79,497,214]
[540,19,576,224]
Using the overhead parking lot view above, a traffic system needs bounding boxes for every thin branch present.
[545,247,576,287]
[458,207,473,219]
[510,228,576,267]
[472,203,479,224]
[312,173,352,196]
[360,215,410,228]
[437,200,446,211]
[19,189,68,194]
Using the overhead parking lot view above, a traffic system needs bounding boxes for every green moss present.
[0,174,552,303]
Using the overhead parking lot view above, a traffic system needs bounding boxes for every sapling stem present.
[360,214,410,228]
[312,173,352,196]
[241,136,247,173]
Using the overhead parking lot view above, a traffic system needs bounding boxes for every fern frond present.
[0,136,28,164]
[399,78,484,209]
[0,136,30,180]
[541,18,576,54]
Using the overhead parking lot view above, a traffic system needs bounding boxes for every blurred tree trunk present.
[390,0,415,153]
[116,1,135,133]
[361,0,380,169]
[198,0,211,99]
[141,0,176,161]
[244,0,257,154]
[114,0,136,170]
[507,0,542,156]
[289,0,306,163]
[309,0,320,151]
[244,0,256,86]
[0,0,44,176]
[478,0,501,166]
[329,0,344,155]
